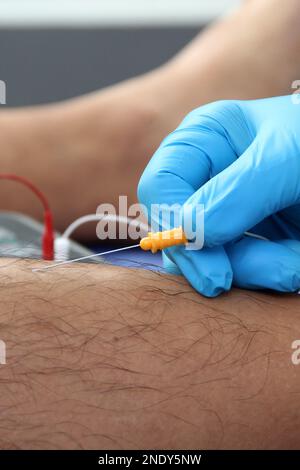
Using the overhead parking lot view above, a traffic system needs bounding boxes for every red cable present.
[0,174,54,260]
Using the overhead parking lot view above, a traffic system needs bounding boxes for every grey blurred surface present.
[0,27,199,106]
[0,211,100,261]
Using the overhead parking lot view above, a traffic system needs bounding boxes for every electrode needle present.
[32,244,140,272]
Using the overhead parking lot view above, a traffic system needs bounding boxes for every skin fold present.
[0,258,299,449]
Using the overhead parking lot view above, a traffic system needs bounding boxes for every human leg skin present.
[0,257,299,449]
[0,0,300,235]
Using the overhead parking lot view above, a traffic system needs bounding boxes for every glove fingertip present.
[165,246,233,298]
[192,270,233,298]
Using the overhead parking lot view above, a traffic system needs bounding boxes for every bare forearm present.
[0,258,299,449]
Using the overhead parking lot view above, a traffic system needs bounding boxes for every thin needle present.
[32,244,140,272]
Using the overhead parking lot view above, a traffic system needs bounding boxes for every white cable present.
[54,237,71,262]
[63,216,266,242]
[55,214,150,261]
[62,214,150,239]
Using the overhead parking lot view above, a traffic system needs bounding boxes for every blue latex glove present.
[138,95,300,297]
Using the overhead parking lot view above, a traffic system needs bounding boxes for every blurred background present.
[0,0,240,107]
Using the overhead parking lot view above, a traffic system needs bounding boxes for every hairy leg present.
[0,0,300,235]
[0,258,299,449]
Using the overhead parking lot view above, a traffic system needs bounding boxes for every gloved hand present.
[138,95,300,297]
